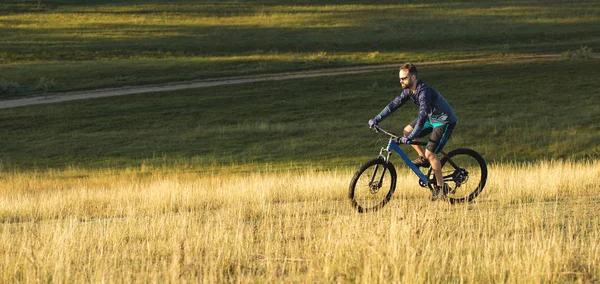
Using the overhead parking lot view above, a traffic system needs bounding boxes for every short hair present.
[399,63,418,77]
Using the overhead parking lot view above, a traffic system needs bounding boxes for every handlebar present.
[372,125,399,139]
[372,125,426,146]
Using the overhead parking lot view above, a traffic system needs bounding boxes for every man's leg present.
[404,125,426,157]
[425,122,456,200]
[403,124,433,168]
[425,150,444,187]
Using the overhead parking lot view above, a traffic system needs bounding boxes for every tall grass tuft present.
[35,77,57,93]
[0,79,20,97]
[561,46,594,59]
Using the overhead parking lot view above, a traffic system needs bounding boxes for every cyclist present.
[368,63,457,201]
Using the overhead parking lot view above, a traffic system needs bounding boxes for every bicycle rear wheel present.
[349,158,397,213]
[435,148,487,204]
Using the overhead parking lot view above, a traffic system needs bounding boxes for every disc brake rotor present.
[369,181,381,194]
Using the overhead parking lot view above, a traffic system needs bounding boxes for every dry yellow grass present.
[0,161,599,282]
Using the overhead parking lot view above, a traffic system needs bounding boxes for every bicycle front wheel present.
[349,158,397,213]
[438,148,488,204]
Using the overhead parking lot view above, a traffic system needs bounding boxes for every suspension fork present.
[369,147,392,188]
[378,146,392,162]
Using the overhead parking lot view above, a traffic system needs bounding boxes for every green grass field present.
[1,0,598,96]
[1,59,598,170]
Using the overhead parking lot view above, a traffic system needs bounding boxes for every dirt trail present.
[0,55,562,110]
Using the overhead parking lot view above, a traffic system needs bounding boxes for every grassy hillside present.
[1,2,598,282]
[0,59,598,170]
[0,0,598,96]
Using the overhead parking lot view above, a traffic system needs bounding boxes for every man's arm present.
[406,90,432,140]
[372,92,409,123]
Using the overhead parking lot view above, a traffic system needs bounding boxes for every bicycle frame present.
[373,125,441,186]
[381,138,429,185]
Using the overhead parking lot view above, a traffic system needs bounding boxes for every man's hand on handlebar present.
[368,119,377,129]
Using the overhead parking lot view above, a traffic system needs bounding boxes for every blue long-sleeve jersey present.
[373,80,457,140]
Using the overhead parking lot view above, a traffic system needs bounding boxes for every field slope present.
[0,1,599,282]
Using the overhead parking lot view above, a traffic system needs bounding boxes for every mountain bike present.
[349,125,487,213]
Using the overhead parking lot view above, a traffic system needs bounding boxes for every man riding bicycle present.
[368,63,457,201]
